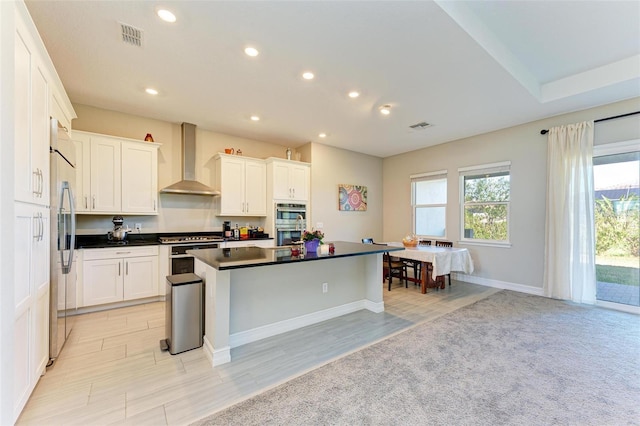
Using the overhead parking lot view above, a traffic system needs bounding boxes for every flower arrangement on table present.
[302,229,324,253]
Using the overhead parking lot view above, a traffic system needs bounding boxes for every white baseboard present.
[364,299,385,313]
[203,336,231,366]
[229,299,378,348]
[453,272,544,296]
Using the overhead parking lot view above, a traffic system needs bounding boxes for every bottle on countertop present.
[233,224,240,240]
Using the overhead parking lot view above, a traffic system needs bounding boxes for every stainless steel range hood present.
[160,122,220,196]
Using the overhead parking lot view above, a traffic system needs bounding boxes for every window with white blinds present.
[411,170,447,238]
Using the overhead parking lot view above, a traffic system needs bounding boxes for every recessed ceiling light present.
[244,47,259,57]
[250,115,260,121]
[348,91,360,98]
[157,9,176,23]
[379,104,391,115]
[318,133,327,138]
[302,71,315,80]
[145,88,158,95]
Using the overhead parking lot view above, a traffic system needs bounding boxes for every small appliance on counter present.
[107,215,130,242]
[223,221,232,238]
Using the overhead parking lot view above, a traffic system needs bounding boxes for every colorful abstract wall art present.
[338,184,367,211]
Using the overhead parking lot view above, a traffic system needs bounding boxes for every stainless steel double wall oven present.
[275,203,307,246]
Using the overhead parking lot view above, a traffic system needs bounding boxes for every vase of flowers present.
[302,229,324,253]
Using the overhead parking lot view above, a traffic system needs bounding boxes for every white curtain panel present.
[543,121,596,303]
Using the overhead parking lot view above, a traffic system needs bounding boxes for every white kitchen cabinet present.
[82,258,124,306]
[13,202,50,415]
[122,255,159,300]
[121,142,158,213]
[81,246,159,307]
[90,136,121,212]
[267,159,310,202]
[73,131,160,215]
[14,17,50,206]
[214,154,267,216]
[8,3,76,423]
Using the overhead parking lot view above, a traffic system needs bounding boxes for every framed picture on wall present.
[338,184,367,211]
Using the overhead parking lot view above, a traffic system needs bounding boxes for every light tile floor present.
[17,280,499,426]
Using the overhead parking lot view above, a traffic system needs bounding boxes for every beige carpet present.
[192,291,640,425]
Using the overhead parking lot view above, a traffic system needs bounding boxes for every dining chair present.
[419,239,431,246]
[403,258,421,285]
[434,240,453,286]
[383,252,407,291]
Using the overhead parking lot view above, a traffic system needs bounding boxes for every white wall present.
[308,143,383,243]
[383,97,640,290]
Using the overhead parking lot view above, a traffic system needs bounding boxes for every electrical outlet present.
[134,223,142,232]
[316,222,324,229]
[322,282,328,293]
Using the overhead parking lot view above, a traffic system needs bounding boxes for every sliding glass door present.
[593,147,639,307]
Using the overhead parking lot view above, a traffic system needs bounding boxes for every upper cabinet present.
[267,158,310,202]
[73,131,160,215]
[213,154,267,216]
[14,16,50,206]
[121,141,159,213]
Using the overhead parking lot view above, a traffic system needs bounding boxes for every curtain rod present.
[539,110,640,135]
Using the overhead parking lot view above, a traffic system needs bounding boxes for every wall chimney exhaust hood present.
[160,122,220,196]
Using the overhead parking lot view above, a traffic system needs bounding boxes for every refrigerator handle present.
[68,185,76,271]
[60,181,76,274]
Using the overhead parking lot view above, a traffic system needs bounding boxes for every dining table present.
[386,242,475,294]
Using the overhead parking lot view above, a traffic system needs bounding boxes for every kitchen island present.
[189,241,401,366]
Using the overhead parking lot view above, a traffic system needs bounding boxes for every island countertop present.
[188,241,400,270]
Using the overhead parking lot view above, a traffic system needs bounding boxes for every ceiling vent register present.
[120,23,143,47]
[409,122,432,130]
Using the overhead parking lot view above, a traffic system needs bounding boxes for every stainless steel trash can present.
[165,273,203,355]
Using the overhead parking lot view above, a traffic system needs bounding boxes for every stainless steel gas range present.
[159,235,224,275]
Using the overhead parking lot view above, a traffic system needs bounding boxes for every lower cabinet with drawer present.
[81,246,159,307]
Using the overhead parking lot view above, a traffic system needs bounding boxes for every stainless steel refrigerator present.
[49,118,77,364]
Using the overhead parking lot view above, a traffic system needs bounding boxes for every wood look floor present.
[17,279,499,426]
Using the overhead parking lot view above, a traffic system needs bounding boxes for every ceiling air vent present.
[409,121,432,130]
[120,22,143,47]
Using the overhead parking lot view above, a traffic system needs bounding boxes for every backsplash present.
[75,194,267,235]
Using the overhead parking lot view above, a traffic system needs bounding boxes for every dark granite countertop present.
[188,241,402,271]
[76,233,160,249]
[76,232,273,249]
